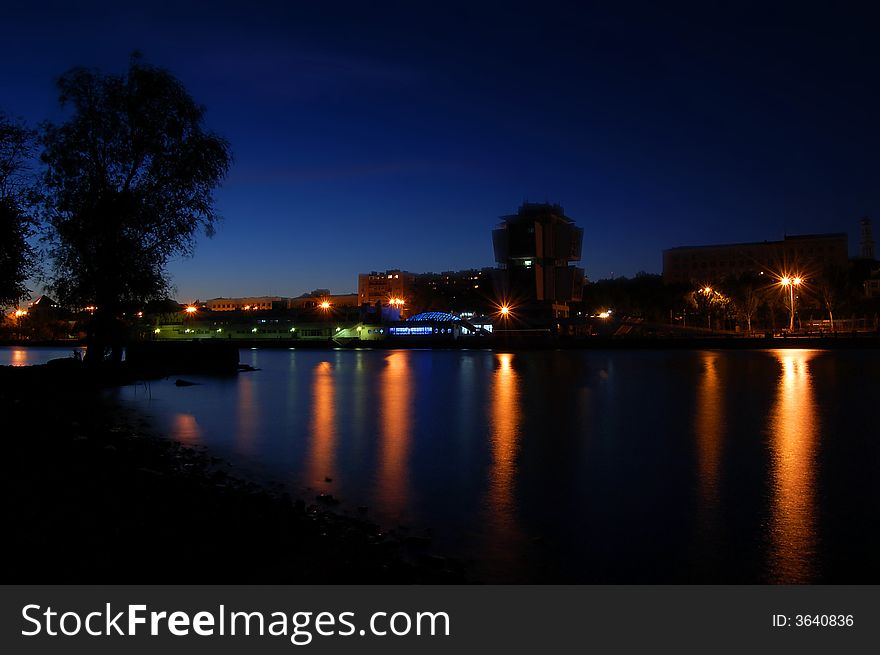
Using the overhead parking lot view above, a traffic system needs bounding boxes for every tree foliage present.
[0,113,37,307]
[41,56,231,315]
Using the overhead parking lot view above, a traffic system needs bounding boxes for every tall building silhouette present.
[492,202,585,320]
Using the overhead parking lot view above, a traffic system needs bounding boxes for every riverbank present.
[2,363,465,583]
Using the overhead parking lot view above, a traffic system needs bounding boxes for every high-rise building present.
[411,268,495,314]
[662,233,848,284]
[357,270,417,310]
[205,296,288,311]
[491,202,585,319]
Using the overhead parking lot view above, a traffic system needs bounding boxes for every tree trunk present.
[83,318,107,367]
[83,308,125,367]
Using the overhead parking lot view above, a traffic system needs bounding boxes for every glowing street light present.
[779,275,803,331]
[184,305,198,314]
[696,286,716,329]
[500,305,510,317]
[12,308,28,340]
[319,300,331,310]
[14,309,26,341]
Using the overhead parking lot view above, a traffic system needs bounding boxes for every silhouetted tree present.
[0,113,38,307]
[815,278,838,331]
[41,55,231,364]
[723,272,763,333]
[813,266,858,332]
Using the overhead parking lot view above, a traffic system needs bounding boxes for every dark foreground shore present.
[2,363,465,583]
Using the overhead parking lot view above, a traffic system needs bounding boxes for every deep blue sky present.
[2,1,877,301]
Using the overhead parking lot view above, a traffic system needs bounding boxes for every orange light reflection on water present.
[10,348,28,366]
[306,361,336,486]
[768,349,819,583]
[236,373,259,453]
[695,352,723,514]
[485,352,523,549]
[171,413,202,445]
[376,351,412,519]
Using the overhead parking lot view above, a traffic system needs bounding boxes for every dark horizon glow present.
[1,1,877,302]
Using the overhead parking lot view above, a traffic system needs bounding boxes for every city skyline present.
[2,1,876,301]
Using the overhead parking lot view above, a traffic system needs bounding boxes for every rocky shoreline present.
[2,363,466,583]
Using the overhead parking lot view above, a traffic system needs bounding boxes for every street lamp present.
[388,297,406,319]
[779,276,803,332]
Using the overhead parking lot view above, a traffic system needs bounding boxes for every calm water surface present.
[0,346,85,366]
[98,347,880,582]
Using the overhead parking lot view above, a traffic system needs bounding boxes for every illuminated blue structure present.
[407,311,461,322]
[388,311,492,338]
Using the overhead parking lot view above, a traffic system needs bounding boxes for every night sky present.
[2,1,877,302]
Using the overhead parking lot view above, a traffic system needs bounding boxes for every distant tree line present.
[579,267,879,333]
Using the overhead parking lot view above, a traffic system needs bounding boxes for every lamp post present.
[701,287,713,330]
[780,276,802,332]
[388,297,405,319]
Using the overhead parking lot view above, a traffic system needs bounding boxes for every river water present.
[8,345,878,582]
[0,345,86,366]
